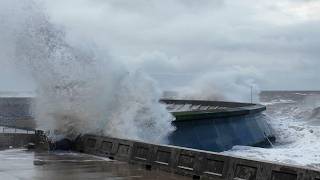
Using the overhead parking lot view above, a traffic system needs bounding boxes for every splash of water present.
[175,70,260,102]
[2,0,174,143]
[224,92,320,169]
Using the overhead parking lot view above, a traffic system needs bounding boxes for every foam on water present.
[0,0,174,143]
[224,92,320,169]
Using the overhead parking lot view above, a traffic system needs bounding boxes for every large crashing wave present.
[1,0,174,143]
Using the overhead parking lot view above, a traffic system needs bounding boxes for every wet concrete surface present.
[0,149,188,180]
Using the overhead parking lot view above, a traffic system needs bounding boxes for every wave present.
[1,0,174,143]
[225,95,320,169]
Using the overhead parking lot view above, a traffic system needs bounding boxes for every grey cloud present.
[1,0,320,93]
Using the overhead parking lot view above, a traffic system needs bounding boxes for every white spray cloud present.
[0,0,174,143]
[3,0,320,97]
[175,67,262,102]
[1,0,320,139]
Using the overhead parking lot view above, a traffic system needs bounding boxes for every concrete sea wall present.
[0,133,37,149]
[76,134,320,180]
[161,99,274,152]
[0,97,35,129]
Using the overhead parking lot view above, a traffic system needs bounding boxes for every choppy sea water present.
[223,91,320,169]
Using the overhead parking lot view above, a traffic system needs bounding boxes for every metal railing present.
[0,126,35,134]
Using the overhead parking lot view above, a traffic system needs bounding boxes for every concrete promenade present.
[0,149,187,180]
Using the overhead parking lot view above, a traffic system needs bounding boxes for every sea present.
[224,91,320,169]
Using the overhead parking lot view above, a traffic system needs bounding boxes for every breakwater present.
[75,134,320,180]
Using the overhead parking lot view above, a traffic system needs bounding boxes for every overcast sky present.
[1,0,320,92]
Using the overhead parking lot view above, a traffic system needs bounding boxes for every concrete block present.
[112,138,134,162]
[173,148,203,178]
[234,164,258,180]
[83,136,98,154]
[100,140,113,153]
[265,164,305,180]
[200,153,230,180]
[271,171,297,180]
[86,138,97,148]
[95,136,116,158]
[224,156,273,180]
[130,141,158,171]
[151,145,176,172]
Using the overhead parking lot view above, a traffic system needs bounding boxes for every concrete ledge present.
[161,99,266,121]
[160,99,254,108]
[77,134,320,180]
[79,135,135,162]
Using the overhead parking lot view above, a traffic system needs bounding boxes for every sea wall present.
[76,134,320,180]
[170,113,274,152]
[0,97,35,129]
[163,99,273,152]
[0,133,37,149]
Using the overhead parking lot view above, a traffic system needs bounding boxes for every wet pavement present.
[0,149,188,180]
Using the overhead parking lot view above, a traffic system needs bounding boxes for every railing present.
[0,126,35,134]
[0,127,39,149]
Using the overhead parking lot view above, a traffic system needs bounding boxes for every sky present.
[1,0,320,93]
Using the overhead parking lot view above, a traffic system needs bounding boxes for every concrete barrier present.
[76,134,320,180]
[0,133,38,149]
[0,97,35,129]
